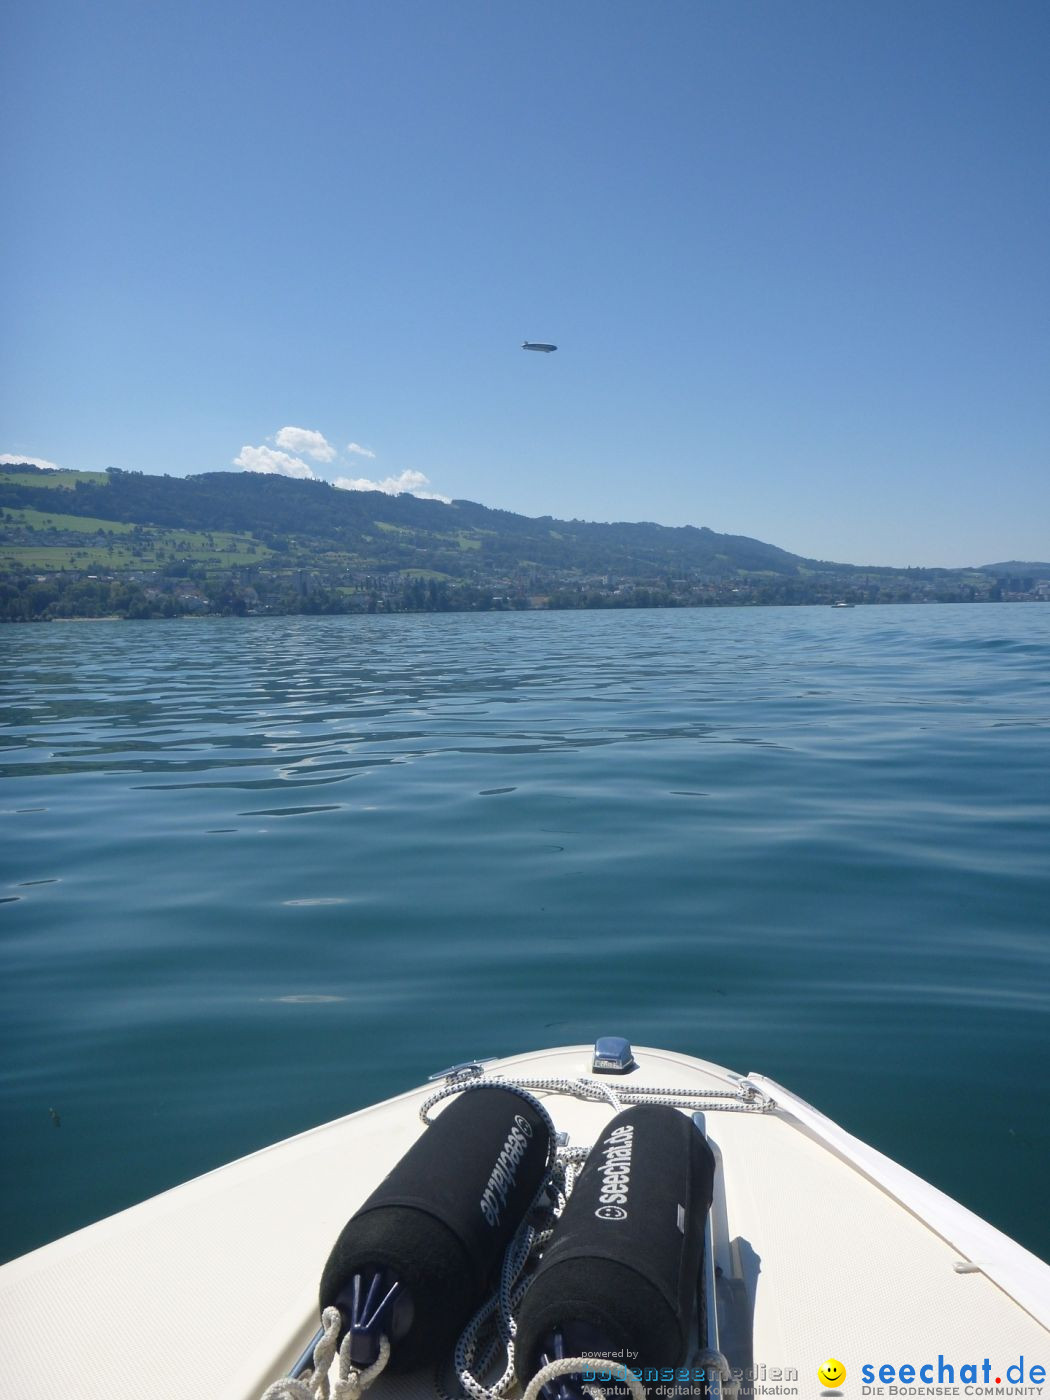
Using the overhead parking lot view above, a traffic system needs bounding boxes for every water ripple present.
[1,604,1049,1264]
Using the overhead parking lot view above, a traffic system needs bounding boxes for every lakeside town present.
[4,555,1047,623]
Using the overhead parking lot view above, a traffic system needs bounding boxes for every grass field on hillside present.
[3,507,136,534]
[1,508,272,570]
[1,470,109,489]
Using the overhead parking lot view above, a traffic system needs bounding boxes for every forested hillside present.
[2,464,1043,620]
[0,465,822,578]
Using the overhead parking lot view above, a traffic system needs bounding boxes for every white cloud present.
[334,468,451,503]
[274,426,336,462]
[1,453,61,471]
[233,444,317,479]
[232,429,451,503]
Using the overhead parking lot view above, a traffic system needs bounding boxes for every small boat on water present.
[831,601,854,608]
[2,1041,1047,1400]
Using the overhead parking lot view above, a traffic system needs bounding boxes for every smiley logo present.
[594,1204,627,1221]
[818,1360,846,1389]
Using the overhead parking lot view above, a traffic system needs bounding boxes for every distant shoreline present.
[9,597,1046,626]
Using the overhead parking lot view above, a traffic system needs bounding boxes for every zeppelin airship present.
[522,341,557,352]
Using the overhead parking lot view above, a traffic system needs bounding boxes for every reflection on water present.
[1,604,1049,1263]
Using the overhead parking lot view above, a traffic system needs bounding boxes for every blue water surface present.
[1,604,1048,1262]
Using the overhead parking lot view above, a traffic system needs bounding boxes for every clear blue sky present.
[3,1,1047,567]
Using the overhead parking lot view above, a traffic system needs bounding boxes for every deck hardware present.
[591,1036,635,1074]
[427,1060,490,1083]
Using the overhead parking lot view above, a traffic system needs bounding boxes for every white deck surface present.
[1,1045,1047,1400]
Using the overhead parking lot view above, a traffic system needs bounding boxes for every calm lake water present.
[2,604,1049,1264]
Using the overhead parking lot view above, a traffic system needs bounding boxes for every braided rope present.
[495,1074,774,1114]
[695,1349,732,1381]
[521,1356,648,1400]
[447,1160,565,1400]
[261,1309,391,1400]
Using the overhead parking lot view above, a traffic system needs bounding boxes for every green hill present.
[0,463,824,580]
[1,463,1039,619]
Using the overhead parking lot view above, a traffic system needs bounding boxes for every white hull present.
[2,1044,1047,1398]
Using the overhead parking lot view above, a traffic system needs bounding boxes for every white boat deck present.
[1,1045,1047,1400]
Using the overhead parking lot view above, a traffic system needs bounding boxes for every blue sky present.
[3,1,1047,567]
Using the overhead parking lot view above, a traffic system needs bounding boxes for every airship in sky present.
[521,341,557,352]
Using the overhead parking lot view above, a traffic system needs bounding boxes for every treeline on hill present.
[0,464,823,579]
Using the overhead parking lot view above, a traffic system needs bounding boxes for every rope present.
[695,1349,736,1399]
[447,1175,555,1400]
[695,1349,732,1381]
[521,1356,648,1400]
[494,1074,774,1114]
[261,1308,390,1400]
